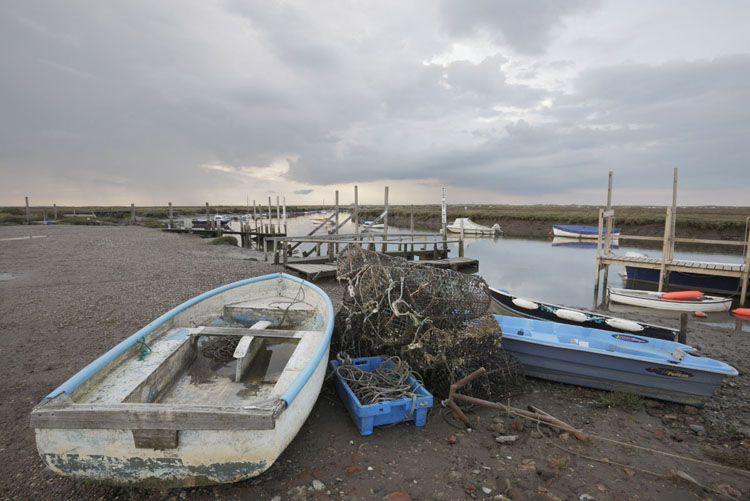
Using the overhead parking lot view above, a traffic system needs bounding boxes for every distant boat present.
[608,287,733,312]
[447,218,502,236]
[31,273,334,487]
[552,224,620,239]
[192,214,231,229]
[494,314,737,406]
[360,220,384,229]
[488,287,679,341]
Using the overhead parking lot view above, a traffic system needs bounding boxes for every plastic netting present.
[334,246,525,399]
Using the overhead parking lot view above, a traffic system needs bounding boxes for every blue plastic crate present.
[330,356,433,436]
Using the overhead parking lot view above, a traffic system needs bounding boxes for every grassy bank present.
[2,204,749,238]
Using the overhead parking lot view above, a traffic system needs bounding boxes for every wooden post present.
[168,202,173,228]
[670,168,678,261]
[25,197,30,224]
[276,196,280,233]
[679,313,688,344]
[658,206,673,292]
[604,171,614,255]
[267,197,272,233]
[205,203,209,231]
[273,238,278,264]
[131,203,136,223]
[53,203,57,220]
[441,187,447,253]
[354,186,359,235]
[283,196,287,234]
[382,186,389,253]
[334,190,340,255]
[282,240,288,266]
[593,208,604,307]
[740,223,750,306]
[410,204,415,257]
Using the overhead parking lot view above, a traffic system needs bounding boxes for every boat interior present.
[70,291,327,409]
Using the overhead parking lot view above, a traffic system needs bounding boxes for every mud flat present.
[1,225,748,500]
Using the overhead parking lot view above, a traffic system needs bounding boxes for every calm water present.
[218,212,748,332]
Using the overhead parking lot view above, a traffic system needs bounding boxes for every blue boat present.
[552,224,620,239]
[625,265,748,297]
[494,314,737,405]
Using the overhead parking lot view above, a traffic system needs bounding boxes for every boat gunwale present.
[494,315,738,376]
[41,273,334,409]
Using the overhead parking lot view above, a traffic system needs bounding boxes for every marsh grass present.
[211,236,238,246]
[600,392,643,411]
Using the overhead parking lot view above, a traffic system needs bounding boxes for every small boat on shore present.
[447,218,502,236]
[608,287,733,312]
[31,273,334,487]
[494,314,737,405]
[488,287,679,341]
[552,224,620,239]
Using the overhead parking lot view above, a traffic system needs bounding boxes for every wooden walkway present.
[599,253,745,277]
[285,256,479,281]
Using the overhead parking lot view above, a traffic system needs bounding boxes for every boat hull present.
[552,224,620,239]
[35,357,328,487]
[625,266,748,297]
[31,273,334,487]
[488,287,678,341]
[495,315,736,406]
[608,288,732,312]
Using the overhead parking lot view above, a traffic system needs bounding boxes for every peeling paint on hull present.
[41,453,269,487]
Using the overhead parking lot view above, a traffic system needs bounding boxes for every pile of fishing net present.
[334,245,525,400]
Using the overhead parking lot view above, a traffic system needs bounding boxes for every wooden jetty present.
[593,170,750,306]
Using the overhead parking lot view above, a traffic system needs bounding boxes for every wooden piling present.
[658,206,673,292]
[382,186,389,253]
[131,203,135,223]
[25,197,30,224]
[53,203,57,220]
[354,186,359,235]
[168,202,173,228]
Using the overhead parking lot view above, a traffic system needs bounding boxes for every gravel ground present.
[1,224,748,500]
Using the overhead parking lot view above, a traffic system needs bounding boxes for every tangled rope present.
[334,356,423,406]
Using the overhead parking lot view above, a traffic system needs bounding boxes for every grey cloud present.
[294,189,314,195]
[437,0,601,54]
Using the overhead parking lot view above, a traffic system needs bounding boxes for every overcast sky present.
[1,1,749,207]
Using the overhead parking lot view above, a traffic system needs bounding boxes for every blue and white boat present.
[192,214,232,230]
[31,273,334,487]
[552,224,620,239]
[495,314,737,405]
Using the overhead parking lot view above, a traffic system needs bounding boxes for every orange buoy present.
[693,311,707,318]
[732,308,750,316]
[660,290,704,300]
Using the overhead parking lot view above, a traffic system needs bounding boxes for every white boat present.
[552,224,620,239]
[607,287,733,312]
[30,273,334,487]
[446,218,502,236]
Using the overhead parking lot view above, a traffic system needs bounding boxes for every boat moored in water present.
[552,224,620,239]
[447,218,502,236]
[608,287,733,312]
[494,314,737,405]
[30,273,334,487]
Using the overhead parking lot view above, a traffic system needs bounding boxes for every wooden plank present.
[30,398,279,430]
[195,326,313,339]
[132,429,179,450]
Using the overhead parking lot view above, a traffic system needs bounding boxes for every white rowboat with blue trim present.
[30,273,334,487]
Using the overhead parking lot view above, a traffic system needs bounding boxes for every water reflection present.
[210,213,748,333]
